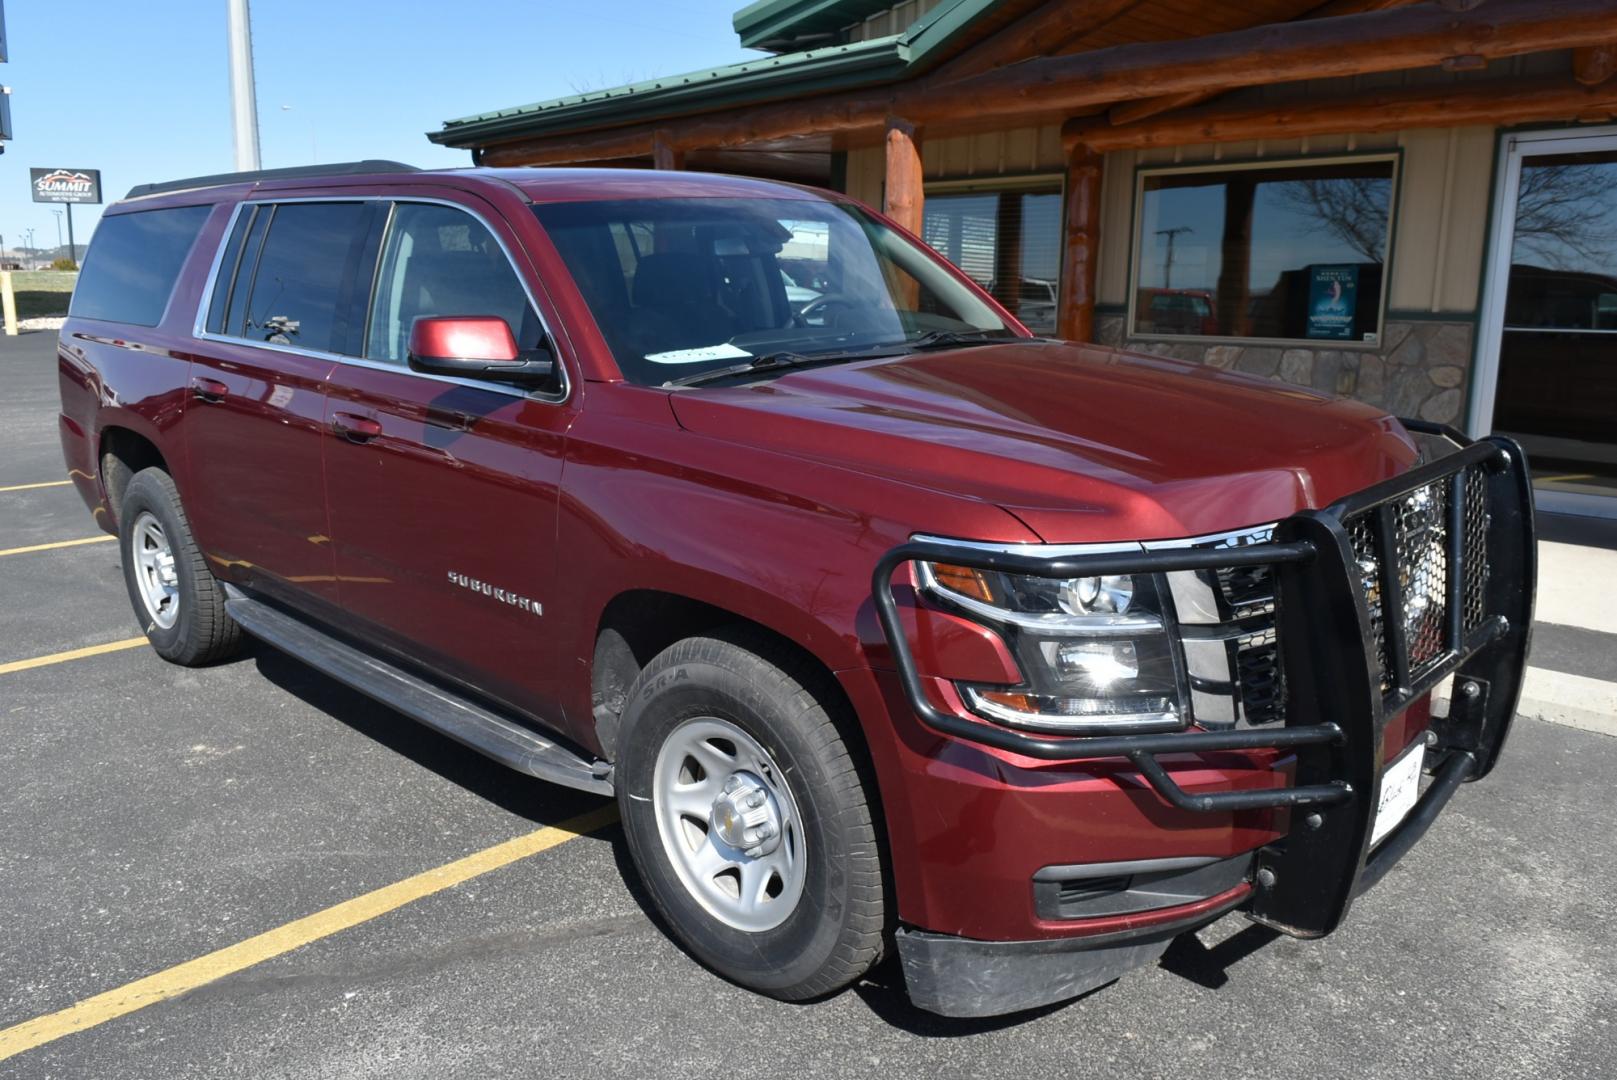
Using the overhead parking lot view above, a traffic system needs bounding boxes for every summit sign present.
[30,168,102,205]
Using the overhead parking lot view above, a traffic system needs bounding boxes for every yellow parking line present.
[0,803,619,1063]
[0,479,72,493]
[0,638,149,676]
[0,535,115,558]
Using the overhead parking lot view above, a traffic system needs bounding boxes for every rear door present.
[184,198,384,611]
[321,193,576,721]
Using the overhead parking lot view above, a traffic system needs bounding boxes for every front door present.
[322,196,575,723]
[1476,127,1617,517]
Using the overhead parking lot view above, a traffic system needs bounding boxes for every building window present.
[1129,155,1398,345]
[922,182,1063,335]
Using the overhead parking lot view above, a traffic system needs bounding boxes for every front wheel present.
[615,629,887,1001]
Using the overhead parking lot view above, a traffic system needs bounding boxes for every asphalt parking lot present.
[2,329,1614,1079]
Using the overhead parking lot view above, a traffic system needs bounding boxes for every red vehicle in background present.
[58,162,1534,1017]
[1136,287,1219,336]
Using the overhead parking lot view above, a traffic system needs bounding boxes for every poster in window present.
[1307,265,1358,340]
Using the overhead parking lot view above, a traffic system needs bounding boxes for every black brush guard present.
[872,422,1535,937]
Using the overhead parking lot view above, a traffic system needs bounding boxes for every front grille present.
[1174,460,1493,721]
[1344,467,1491,692]
[1462,468,1490,634]
[1172,526,1287,728]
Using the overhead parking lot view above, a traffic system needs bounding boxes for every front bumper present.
[872,423,1535,1014]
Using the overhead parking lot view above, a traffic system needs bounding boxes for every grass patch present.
[8,271,76,318]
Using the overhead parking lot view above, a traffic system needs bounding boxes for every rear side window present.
[69,205,211,326]
[237,202,373,354]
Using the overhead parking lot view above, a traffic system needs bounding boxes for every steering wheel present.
[796,292,858,325]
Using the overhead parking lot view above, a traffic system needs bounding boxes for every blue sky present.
[0,0,755,257]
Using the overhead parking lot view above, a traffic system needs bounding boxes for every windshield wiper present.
[662,348,896,389]
[897,329,1020,351]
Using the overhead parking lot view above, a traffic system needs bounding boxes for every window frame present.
[193,195,569,405]
[1125,152,1403,350]
[921,173,1065,332]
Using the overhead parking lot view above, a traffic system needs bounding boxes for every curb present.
[1435,666,1617,739]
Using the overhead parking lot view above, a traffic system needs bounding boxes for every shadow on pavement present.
[250,641,608,826]
[1157,923,1281,989]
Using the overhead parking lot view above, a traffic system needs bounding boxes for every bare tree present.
[1509,162,1617,271]
[1270,164,1617,273]
[1268,177,1391,263]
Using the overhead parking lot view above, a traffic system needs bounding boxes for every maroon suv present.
[58,162,1534,1017]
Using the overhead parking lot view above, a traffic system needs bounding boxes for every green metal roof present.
[431,0,1001,150]
[733,0,902,51]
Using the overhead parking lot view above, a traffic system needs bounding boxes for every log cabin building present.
[432,0,1617,517]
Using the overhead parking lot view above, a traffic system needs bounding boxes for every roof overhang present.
[430,0,1000,151]
[732,0,902,51]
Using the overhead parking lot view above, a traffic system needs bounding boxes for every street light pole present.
[52,209,62,252]
[227,0,261,171]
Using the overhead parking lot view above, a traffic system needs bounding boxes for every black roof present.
[126,160,420,200]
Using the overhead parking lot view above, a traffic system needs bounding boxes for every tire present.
[118,467,242,666]
[615,628,886,1001]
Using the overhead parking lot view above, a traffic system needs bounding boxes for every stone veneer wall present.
[1094,315,1475,426]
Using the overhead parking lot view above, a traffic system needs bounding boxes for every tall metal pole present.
[66,205,76,266]
[227,0,261,171]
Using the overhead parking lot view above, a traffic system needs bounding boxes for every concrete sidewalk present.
[1435,513,1617,738]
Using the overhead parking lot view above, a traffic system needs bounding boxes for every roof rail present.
[125,160,421,200]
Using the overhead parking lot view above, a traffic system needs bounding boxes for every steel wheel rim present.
[651,716,807,933]
[131,511,180,630]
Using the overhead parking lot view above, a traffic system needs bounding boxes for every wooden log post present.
[1,271,16,337]
[1574,45,1617,86]
[651,131,685,170]
[1057,142,1103,343]
[884,117,925,310]
[883,117,924,235]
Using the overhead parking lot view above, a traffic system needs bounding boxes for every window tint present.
[205,205,254,335]
[223,206,273,339]
[366,202,541,365]
[69,205,211,326]
[1131,158,1395,343]
[240,202,371,353]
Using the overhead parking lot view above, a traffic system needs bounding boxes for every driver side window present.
[366,203,542,365]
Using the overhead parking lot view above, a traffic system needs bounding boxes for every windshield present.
[531,197,1016,386]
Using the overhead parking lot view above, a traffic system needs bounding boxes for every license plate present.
[1371,741,1425,847]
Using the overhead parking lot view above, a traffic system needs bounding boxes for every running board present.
[225,595,614,796]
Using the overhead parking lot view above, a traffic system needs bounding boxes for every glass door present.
[1476,129,1617,516]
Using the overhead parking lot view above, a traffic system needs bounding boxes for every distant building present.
[433,0,1617,517]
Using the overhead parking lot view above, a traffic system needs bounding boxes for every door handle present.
[191,377,229,403]
[332,411,384,443]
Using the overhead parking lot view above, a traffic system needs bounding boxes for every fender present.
[546,386,1039,754]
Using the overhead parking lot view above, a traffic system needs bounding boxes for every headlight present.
[919,561,1186,734]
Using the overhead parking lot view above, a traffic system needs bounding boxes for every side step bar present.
[225,595,614,796]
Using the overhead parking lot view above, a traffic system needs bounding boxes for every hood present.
[667,341,1418,544]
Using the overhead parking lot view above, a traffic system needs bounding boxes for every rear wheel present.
[615,629,886,1000]
[118,468,241,666]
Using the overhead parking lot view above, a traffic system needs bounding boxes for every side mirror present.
[407,316,556,388]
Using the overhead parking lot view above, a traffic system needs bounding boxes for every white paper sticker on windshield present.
[644,343,753,365]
